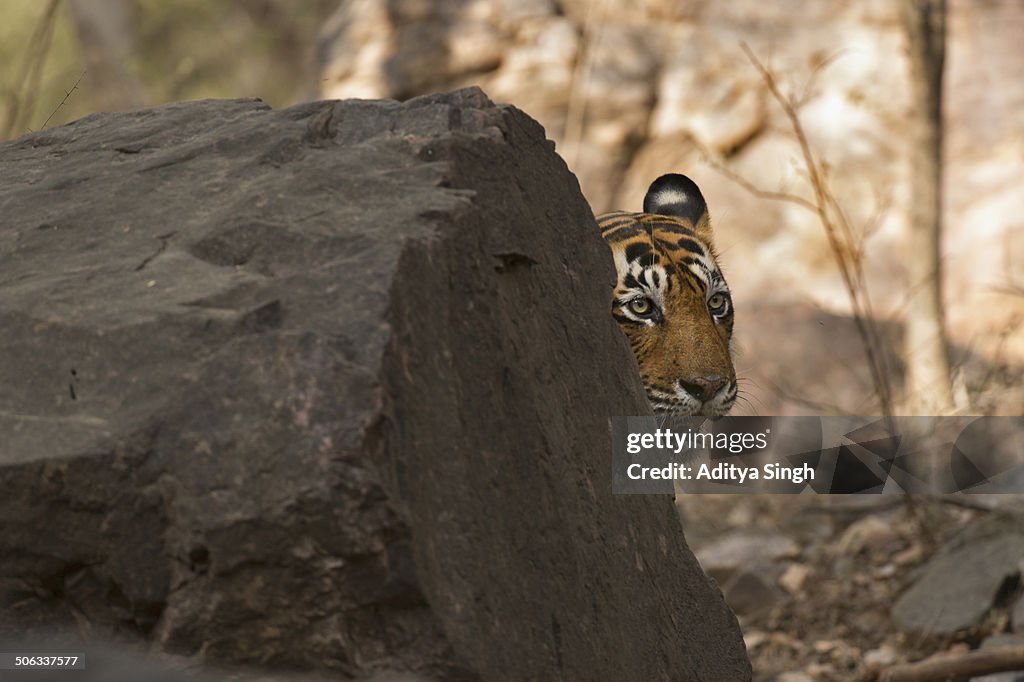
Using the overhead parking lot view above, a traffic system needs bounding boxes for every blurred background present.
[4,2,1024,680]
[3,0,1022,418]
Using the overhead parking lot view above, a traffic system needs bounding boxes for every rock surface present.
[695,531,799,585]
[892,519,1024,636]
[0,90,750,679]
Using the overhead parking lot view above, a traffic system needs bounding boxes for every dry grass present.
[0,0,61,140]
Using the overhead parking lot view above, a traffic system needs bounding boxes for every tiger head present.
[598,174,737,416]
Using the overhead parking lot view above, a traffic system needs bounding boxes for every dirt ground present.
[677,494,1024,681]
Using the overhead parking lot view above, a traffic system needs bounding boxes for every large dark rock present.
[0,88,750,680]
[893,517,1024,637]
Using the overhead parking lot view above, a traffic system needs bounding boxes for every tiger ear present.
[642,173,712,243]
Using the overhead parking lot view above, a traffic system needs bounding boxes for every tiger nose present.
[678,376,728,402]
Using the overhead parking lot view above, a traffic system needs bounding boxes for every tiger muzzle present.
[678,375,729,402]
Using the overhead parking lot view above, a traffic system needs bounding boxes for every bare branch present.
[795,49,848,107]
[870,645,1024,682]
[697,144,818,213]
[40,70,86,131]
[738,41,895,417]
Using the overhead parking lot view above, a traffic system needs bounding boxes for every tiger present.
[597,173,737,416]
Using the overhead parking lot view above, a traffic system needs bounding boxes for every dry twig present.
[711,43,897,418]
[40,69,85,130]
[868,644,1024,681]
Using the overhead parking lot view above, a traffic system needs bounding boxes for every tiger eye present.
[708,293,726,312]
[628,298,652,315]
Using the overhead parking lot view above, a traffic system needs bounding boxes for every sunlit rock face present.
[318,0,1024,415]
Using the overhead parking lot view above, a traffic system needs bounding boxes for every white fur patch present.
[651,189,691,207]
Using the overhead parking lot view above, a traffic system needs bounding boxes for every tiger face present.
[598,174,736,416]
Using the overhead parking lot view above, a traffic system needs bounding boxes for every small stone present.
[813,640,839,654]
[743,630,768,649]
[721,567,784,616]
[835,515,900,555]
[826,641,862,667]
[776,672,814,682]
[875,563,897,578]
[770,632,804,650]
[779,562,810,594]
[893,543,925,566]
[696,532,799,584]
[863,644,899,669]
[726,504,755,527]
[806,663,834,677]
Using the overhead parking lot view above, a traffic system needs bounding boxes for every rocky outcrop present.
[0,89,750,679]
